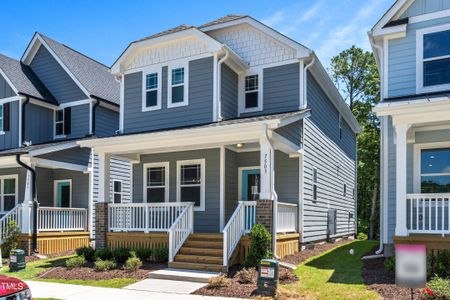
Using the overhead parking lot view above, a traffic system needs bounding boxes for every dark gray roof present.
[0,53,56,104]
[40,34,120,105]
[198,15,247,28]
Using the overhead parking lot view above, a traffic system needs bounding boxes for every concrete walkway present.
[26,280,244,300]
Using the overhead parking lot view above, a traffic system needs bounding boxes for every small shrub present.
[94,259,116,271]
[357,232,368,240]
[384,256,395,275]
[429,250,450,279]
[112,247,132,264]
[135,248,152,262]
[235,268,255,284]
[245,223,271,267]
[123,252,142,271]
[76,246,96,262]
[420,276,450,299]
[152,247,169,263]
[207,275,231,288]
[1,221,20,257]
[95,248,113,261]
[66,255,86,269]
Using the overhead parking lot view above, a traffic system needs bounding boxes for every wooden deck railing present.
[277,202,298,233]
[37,207,88,232]
[168,203,194,262]
[407,193,450,235]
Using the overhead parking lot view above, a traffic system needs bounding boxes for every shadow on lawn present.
[37,257,69,269]
[304,241,374,285]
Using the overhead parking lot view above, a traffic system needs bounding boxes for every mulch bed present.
[362,247,421,300]
[38,262,167,281]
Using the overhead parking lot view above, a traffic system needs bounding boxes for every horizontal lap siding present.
[0,74,15,98]
[95,106,119,137]
[132,149,220,233]
[24,103,53,145]
[36,167,54,207]
[275,152,299,205]
[221,64,238,119]
[0,100,20,150]
[123,57,214,133]
[274,120,302,147]
[38,147,91,166]
[0,168,26,205]
[68,104,90,139]
[30,46,86,103]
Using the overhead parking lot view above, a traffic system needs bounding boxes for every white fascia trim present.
[59,99,92,109]
[21,33,90,98]
[98,100,120,113]
[270,131,300,157]
[143,161,170,203]
[0,97,20,105]
[111,28,223,75]
[409,8,450,24]
[371,0,411,35]
[28,98,58,110]
[176,158,206,212]
[371,24,407,38]
[0,69,19,95]
[200,17,311,59]
[33,158,88,172]
[28,141,79,157]
[141,66,162,112]
[374,96,450,116]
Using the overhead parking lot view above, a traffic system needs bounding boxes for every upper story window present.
[417,25,450,93]
[54,107,71,138]
[168,64,188,108]
[240,71,263,114]
[420,148,450,193]
[142,69,162,112]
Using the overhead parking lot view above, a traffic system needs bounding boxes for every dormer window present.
[54,108,71,138]
[168,64,188,108]
[0,103,10,134]
[240,71,263,114]
[417,25,450,93]
[142,69,161,111]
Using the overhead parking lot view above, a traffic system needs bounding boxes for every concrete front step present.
[169,261,226,272]
[179,247,223,256]
[175,254,223,264]
[148,268,221,283]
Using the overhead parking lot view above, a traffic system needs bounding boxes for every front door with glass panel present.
[55,181,71,208]
[241,168,260,201]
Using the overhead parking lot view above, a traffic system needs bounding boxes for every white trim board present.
[0,174,19,214]
[32,158,88,172]
[53,179,73,207]
[143,162,170,203]
[237,166,260,201]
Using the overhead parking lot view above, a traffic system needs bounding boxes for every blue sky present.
[0,0,392,67]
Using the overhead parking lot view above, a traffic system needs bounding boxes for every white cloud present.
[261,10,285,27]
[300,1,323,22]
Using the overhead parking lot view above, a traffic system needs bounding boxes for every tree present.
[329,46,381,240]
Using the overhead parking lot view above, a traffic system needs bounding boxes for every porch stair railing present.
[407,193,450,236]
[222,201,256,267]
[0,204,22,242]
[168,202,194,262]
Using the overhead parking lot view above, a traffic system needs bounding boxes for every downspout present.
[21,96,30,146]
[16,154,38,253]
[91,98,101,136]
[302,56,316,108]
[263,125,279,259]
[217,48,230,121]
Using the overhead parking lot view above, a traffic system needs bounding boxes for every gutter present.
[91,98,101,136]
[302,56,316,108]
[217,48,230,121]
[21,96,30,146]
[15,154,38,253]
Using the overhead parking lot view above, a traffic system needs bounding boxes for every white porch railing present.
[168,203,194,262]
[223,201,256,267]
[37,207,88,232]
[108,202,191,232]
[407,193,450,235]
[0,204,22,242]
[277,202,298,233]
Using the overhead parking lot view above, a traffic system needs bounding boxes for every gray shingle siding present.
[302,118,356,242]
[307,72,356,159]
[221,64,238,119]
[0,100,20,150]
[123,57,214,134]
[30,45,87,103]
[24,103,53,145]
[95,106,119,137]
[0,74,16,98]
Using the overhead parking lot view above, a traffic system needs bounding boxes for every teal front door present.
[241,168,260,201]
[56,181,71,207]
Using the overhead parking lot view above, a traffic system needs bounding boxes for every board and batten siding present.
[0,100,20,150]
[0,167,27,206]
[24,103,53,145]
[0,73,16,98]
[123,57,214,134]
[29,46,87,103]
[221,64,238,120]
[95,106,119,137]
[387,16,450,98]
[401,0,450,18]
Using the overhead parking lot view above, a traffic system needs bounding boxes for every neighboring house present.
[0,33,131,254]
[80,15,360,272]
[370,0,450,256]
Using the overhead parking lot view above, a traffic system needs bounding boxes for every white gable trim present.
[200,17,311,59]
[21,33,90,98]
[372,0,413,36]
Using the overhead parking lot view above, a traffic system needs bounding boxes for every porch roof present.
[0,140,80,158]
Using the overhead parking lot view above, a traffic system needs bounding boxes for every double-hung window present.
[243,73,264,112]
[113,180,122,204]
[420,148,450,193]
[144,162,169,203]
[418,25,450,92]
[142,69,161,111]
[54,107,71,138]
[168,65,188,108]
[177,159,205,211]
[0,175,18,212]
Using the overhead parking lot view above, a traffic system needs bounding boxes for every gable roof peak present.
[198,15,247,28]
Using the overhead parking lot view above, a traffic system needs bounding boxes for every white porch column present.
[260,130,274,200]
[97,152,111,203]
[395,123,408,237]
[20,170,34,234]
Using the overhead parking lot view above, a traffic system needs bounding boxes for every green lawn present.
[0,256,137,288]
[282,240,381,300]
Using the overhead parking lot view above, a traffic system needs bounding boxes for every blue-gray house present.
[80,15,360,271]
[0,33,131,254]
[370,0,450,256]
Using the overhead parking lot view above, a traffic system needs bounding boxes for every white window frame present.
[416,23,450,94]
[143,162,169,203]
[413,141,450,193]
[168,63,189,108]
[176,159,205,211]
[0,175,18,213]
[142,67,162,112]
[238,69,263,115]
[53,179,72,208]
[112,179,123,204]
[54,108,66,139]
